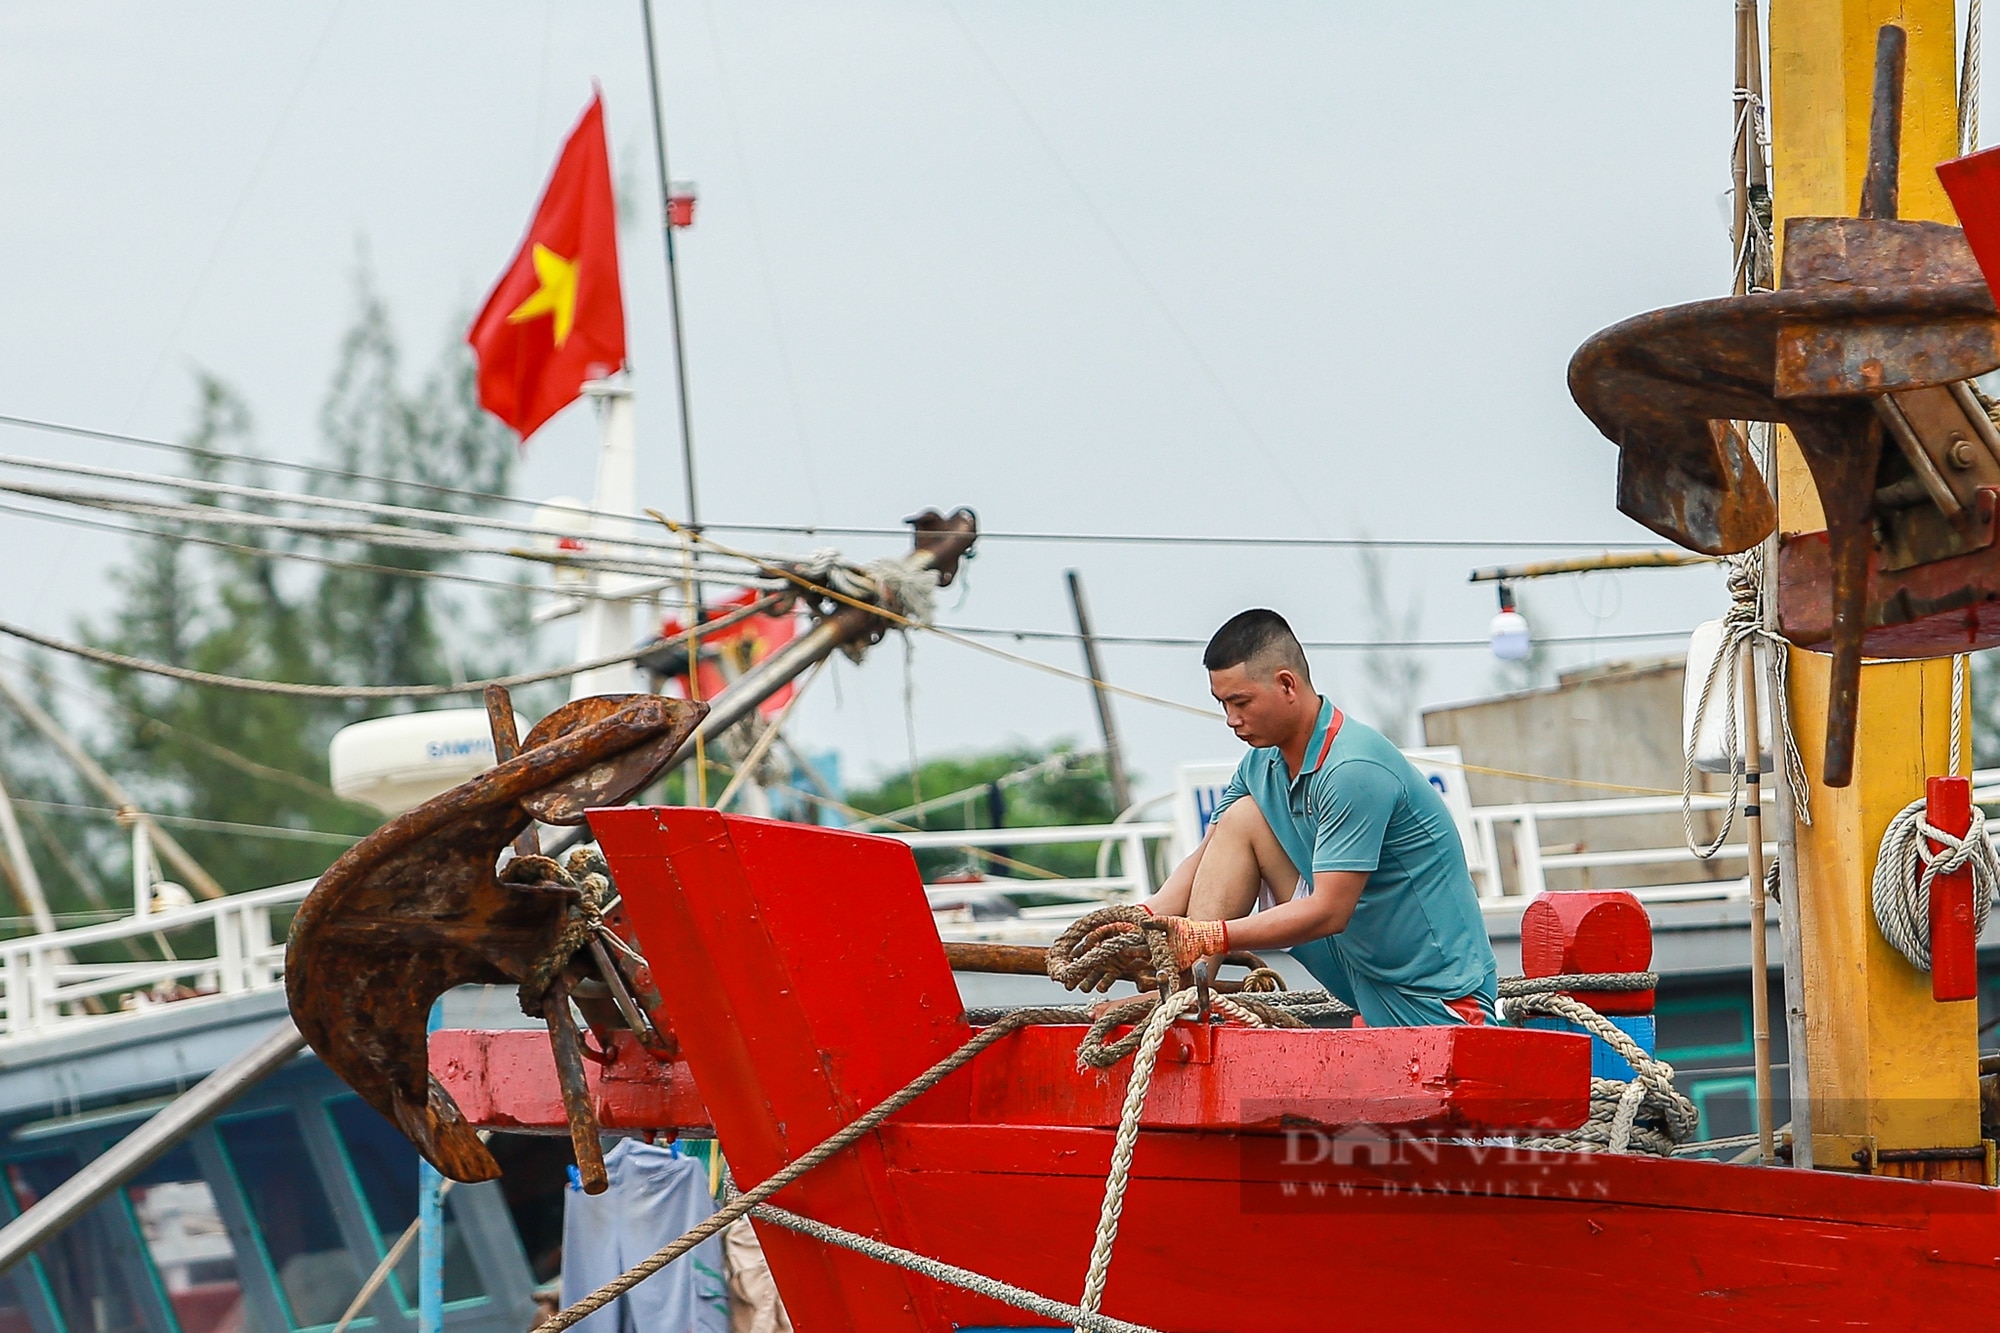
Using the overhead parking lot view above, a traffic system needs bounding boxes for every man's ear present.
[1274,668,1299,699]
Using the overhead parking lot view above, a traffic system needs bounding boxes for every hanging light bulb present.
[1489,582,1531,661]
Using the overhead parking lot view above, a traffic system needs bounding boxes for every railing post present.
[218,903,245,995]
[1512,810,1547,899]
[31,941,53,1029]
[1472,813,1503,899]
[1,950,22,1036]
[1122,829,1152,898]
[247,905,274,988]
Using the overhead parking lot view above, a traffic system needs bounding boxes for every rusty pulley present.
[285,688,702,1191]
[1569,24,2000,786]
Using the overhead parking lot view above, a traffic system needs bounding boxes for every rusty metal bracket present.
[285,691,703,1188]
[1568,24,2000,786]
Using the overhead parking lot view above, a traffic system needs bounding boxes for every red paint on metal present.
[1939,146,2000,296]
[1777,515,2000,657]
[1927,775,1980,1002]
[589,807,967,1333]
[574,809,1592,1332]
[1519,890,1655,1012]
[435,1022,1591,1139]
[431,1028,710,1133]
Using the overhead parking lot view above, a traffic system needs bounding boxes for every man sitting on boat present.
[1127,608,1499,1027]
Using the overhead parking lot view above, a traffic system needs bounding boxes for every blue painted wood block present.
[1521,1014,1655,1081]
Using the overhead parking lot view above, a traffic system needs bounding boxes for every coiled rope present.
[1870,655,1999,971]
[1501,988,1698,1156]
[1681,545,1811,861]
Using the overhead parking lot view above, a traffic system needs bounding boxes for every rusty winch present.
[1570,24,2000,786]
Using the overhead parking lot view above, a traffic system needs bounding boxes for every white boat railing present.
[891,821,1170,902]
[0,881,307,1038]
[1462,791,1775,902]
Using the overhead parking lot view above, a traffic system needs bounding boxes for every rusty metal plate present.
[1773,310,2000,398]
[518,695,686,825]
[1780,217,1988,290]
[285,693,705,1183]
[1777,490,2000,655]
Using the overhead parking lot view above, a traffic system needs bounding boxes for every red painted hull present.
[438,809,2000,1331]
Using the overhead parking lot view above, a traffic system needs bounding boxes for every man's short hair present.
[1203,609,1311,684]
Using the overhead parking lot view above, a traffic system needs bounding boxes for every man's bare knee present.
[1213,796,1301,905]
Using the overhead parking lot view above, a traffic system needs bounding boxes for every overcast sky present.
[1,2,1896,799]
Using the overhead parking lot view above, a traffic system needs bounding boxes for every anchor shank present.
[1789,413,1885,785]
[545,980,609,1194]
[1860,23,1906,221]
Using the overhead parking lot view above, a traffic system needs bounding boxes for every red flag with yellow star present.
[468,92,626,441]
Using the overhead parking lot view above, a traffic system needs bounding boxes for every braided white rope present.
[1870,798,1998,972]
[1953,653,1968,777]
[744,1203,1163,1333]
[1503,992,1698,1155]
[1682,546,1812,860]
[1964,0,1983,157]
[1075,987,1271,1326]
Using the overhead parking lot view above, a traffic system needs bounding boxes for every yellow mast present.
[1768,0,1984,1179]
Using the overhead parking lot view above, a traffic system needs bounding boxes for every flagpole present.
[639,0,700,532]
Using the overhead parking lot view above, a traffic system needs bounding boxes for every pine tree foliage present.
[845,743,1119,882]
[61,275,529,898]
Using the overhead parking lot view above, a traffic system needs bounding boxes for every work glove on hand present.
[1156,916,1230,971]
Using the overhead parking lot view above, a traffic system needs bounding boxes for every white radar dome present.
[329,709,496,816]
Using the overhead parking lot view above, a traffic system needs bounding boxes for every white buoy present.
[329,710,496,816]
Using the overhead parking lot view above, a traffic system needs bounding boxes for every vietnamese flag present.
[469,92,626,442]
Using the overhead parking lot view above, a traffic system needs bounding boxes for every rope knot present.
[1872,797,1998,973]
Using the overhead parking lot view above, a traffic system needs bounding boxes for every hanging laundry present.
[722,1218,794,1333]
[559,1139,728,1333]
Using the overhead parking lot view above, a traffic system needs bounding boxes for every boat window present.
[215,1110,364,1329]
[1687,1076,1757,1142]
[323,1096,487,1309]
[4,1152,150,1333]
[482,1135,573,1286]
[1653,994,1751,1062]
[124,1144,247,1333]
[0,1264,31,1333]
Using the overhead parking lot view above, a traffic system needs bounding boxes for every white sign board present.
[1399,746,1486,876]
[1169,745,1486,876]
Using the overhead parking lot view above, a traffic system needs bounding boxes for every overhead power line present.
[0,411,1673,553]
[937,625,1696,651]
[700,523,1670,553]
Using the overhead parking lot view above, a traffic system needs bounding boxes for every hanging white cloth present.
[559,1139,730,1333]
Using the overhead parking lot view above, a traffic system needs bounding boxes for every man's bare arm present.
[1221,870,1366,951]
[1144,831,1207,917]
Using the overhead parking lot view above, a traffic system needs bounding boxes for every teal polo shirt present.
[1212,697,1498,1027]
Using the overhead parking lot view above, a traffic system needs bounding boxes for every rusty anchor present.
[1569,24,2000,786]
[285,689,703,1192]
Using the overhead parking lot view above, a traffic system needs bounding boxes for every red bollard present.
[1520,890,1655,1013]
[1925,776,1979,1003]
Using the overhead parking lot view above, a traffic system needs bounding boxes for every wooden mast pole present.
[1767,0,1984,1178]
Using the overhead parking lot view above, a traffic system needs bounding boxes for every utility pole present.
[1064,570,1133,813]
[639,0,700,531]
